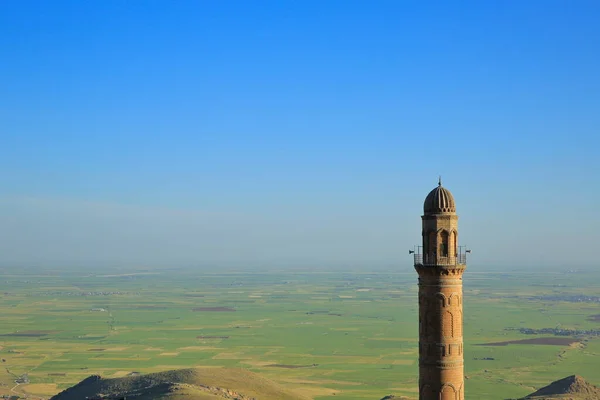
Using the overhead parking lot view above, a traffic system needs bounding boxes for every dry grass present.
[23,383,58,396]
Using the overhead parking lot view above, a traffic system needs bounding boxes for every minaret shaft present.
[416,266,465,399]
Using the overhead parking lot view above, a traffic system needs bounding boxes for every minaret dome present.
[423,179,456,215]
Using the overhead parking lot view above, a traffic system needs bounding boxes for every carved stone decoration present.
[436,292,447,307]
[442,311,453,338]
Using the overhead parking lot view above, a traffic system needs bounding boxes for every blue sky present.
[0,1,598,269]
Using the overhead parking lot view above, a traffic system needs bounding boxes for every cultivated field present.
[1,265,599,399]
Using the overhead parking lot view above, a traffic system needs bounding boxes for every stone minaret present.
[413,179,467,400]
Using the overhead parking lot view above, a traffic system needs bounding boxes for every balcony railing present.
[413,253,467,267]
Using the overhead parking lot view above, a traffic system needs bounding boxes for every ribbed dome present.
[423,180,456,214]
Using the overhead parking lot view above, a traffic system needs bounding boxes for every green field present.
[1,265,599,399]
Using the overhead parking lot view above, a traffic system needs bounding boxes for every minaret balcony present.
[413,253,467,267]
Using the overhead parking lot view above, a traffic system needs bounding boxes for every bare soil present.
[478,337,578,346]
[306,310,342,316]
[0,330,59,337]
[192,307,235,312]
[266,364,318,369]
[197,336,230,339]
[136,305,167,309]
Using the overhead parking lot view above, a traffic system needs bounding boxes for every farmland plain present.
[1,265,599,399]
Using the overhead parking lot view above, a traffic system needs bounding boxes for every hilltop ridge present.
[49,367,310,400]
[520,375,600,400]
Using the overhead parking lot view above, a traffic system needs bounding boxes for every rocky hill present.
[521,375,600,399]
[49,367,310,400]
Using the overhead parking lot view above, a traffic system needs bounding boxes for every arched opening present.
[440,230,449,257]
[441,384,457,400]
[428,230,436,259]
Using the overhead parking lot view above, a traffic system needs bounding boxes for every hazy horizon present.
[1,1,598,269]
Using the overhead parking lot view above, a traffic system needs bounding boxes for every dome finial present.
[438,176,442,186]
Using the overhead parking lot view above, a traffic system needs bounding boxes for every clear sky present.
[0,1,598,269]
